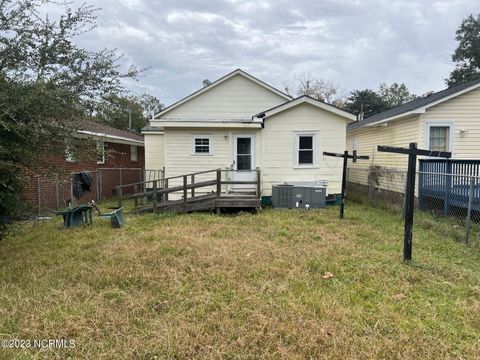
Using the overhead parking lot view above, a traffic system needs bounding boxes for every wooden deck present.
[115,169,261,214]
[419,159,480,214]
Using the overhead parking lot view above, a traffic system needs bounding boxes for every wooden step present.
[136,194,217,213]
[215,197,261,208]
[224,190,257,196]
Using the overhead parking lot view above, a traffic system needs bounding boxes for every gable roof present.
[155,69,292,118]
[348,78,480,130]
[255,95,356,122]
[79,120,144,145]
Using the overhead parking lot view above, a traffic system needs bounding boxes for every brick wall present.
[22,141,146,215]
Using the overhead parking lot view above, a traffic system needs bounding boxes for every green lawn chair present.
[98,207,124,228]
[55,204,93,228]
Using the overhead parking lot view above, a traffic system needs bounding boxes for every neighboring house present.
[23,121,145,213]
[142,69,355,199]
[346,79,480,193]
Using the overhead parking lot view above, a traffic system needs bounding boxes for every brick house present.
[23,121,146,214]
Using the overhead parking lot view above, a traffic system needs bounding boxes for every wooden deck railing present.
[114,168,261,213]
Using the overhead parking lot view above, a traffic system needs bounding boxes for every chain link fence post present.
[37,177,41,217]
[369,169,373,206]
[55,175,59,209]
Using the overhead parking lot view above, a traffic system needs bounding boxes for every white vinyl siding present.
[164,128,260,199]
[419,86,480,158]
[144,134,165,170]
[346,115,422,194]
[346,85,480,193]
[261,103,348,196]
[156,74,287,122]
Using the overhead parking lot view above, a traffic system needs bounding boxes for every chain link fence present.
[26,168,163,216]
[347,166,480,245]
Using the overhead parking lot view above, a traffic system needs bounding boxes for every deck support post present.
[183,175,188,214]
[133,185,138,208]
[378,143,451,262]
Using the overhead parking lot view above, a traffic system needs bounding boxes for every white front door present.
[232,134,256,189]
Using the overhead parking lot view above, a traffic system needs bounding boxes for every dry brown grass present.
[1,204,479,359]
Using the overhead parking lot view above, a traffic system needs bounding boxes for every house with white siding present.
[142,69,355,200]
[346,78,480,193]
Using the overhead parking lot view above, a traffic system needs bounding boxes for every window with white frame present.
[427,125,451,152]
[193,136,211,154]
[295,133,317,166]
[131,145,138,162]
[96,141,105,164]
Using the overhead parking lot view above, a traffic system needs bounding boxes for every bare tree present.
[294,73,341,104]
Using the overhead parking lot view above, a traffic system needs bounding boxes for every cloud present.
[65,0,480,104]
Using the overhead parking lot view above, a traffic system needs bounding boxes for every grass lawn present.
[1,203,479,359]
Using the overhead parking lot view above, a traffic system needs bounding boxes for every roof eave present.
[142,130,164,135]
[260,96,356,121]
[155,121,262,129]
[77,130,144,146]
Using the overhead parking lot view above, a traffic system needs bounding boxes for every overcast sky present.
[68,0,480,105]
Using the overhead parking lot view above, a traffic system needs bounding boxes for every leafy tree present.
[96,95,145,132]
[378,82,417,108]
[140,93,164,118]
[96,93,163,132]
[447,14,480,87]
[0,0,141,233]
[345,83,417,117]
[344,89,389,117]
